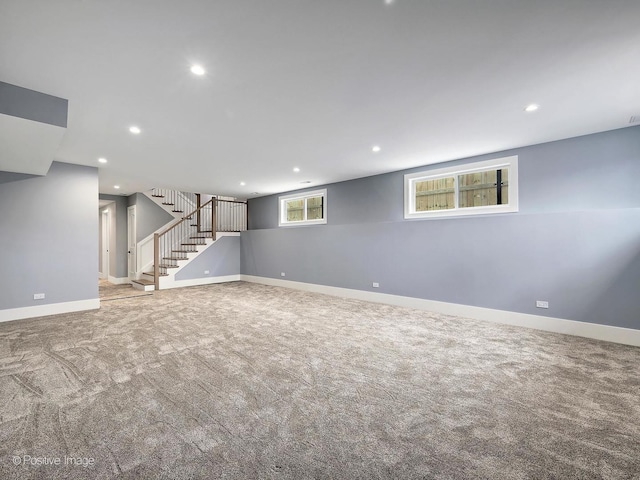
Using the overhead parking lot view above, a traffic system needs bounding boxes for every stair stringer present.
[157,232,240,290]
[143,190,196,220]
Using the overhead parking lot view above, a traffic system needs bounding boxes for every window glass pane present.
[280,189,327,226]
[458,168,509,208]
[415,177,455,211]
[404,157,516,219]
[286,199,304,222]
[306,196,324,220]
[500,168,509,205]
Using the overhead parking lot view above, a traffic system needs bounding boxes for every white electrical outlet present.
[372,282,380,288]
[281,272,286,277]
[33,293,45,300]
[204,270,210,275]
[536,300,549,309]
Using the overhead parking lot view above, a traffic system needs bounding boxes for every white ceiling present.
[1,0,639,198]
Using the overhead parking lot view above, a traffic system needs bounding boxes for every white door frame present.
[127,205,137,280]
[101,209,110,279]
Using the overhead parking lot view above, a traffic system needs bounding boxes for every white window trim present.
[404,156,518,219]
[279,189,327,227]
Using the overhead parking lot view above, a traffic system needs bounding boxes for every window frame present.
[278,189,327,227]
[404,156,518,219]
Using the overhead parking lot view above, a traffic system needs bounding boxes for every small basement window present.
[279,189,327,226]
[404,156,518,219]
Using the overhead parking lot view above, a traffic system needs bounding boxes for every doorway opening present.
[99,201,113,280]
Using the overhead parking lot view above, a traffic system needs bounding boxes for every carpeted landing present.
[0,282,638,479]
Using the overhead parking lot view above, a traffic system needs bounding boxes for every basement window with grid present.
[278,189,327,226]
[404,156,518,219]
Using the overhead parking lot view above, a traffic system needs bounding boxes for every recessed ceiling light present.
[385,0,394,5]
[114,185,120,189]
[240,181,246,186]
[293,167,300,173]
[129,126,141,134]
[301,181,312,184]
[372,145,381,153]
[98,157,107,164]
[524,104,539,112]
[251,192,259,195]
[190,64,205,76]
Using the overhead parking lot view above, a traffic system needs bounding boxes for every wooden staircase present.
[131,191,207,291]
[144,233,214,278]
[132,189,248,291]
[154,195,215,290]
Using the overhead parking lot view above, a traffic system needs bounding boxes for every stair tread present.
[157,264,179,268]
[142,272,168,277]
[131,278,155,285]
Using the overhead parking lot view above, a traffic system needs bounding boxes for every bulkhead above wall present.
[0,81,68,176]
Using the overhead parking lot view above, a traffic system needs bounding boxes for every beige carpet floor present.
[98,279,151,301]
[0,282,638,479]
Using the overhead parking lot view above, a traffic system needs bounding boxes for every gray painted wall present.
[99,194,128,279]
[175,236,240,280]
[0,172,38,185]
[127,193,174,242]
[0,81,68,127]
[242,126,640,330]
[0,162,98,309]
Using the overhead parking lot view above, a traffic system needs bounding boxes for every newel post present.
[154,233,160,290]
[211,197,217,241]
[196,193,201,233]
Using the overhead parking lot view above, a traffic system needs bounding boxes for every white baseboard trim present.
[160,274,241,290]
[108,276,131,285]
[240,275,640,347]
[0,299,101,324]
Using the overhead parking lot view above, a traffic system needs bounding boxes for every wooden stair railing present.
[216,199,248,232]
